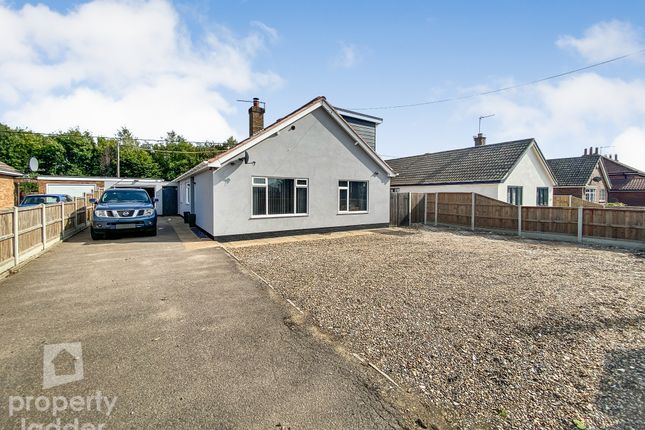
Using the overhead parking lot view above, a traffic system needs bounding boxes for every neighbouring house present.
[0,161,23,208]
[386,136,556,206]
[36,176,175,215]
[601,154,645,206]
[173,96,395,240]
[547,149,611,205]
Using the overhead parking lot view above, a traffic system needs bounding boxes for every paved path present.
[0,218,407,429]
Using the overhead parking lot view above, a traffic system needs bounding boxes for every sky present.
[1,0,644,170]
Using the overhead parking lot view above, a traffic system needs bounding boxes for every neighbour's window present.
[252,177,308,216]
[507,186,523,206]
[584,188,596,202]
[338,180,368,212]
[391,188,400,193]
[599,189,607,202]
[185,182,191,205]
[536,187,549,206]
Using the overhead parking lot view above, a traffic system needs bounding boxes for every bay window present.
[338,180,368,212]
[252,177,308,216]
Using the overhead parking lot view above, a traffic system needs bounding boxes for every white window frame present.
[251,176,308,218]
[338,180,369,214]
[599,188,607,203]
[584,187,596,202]
[185,182,191,205]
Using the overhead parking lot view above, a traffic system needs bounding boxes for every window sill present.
[250,213,308,219]
[337,211,369,215]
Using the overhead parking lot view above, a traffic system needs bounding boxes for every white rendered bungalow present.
[174,97,396,240]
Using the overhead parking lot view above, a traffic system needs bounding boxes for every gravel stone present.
[232,227,645,430]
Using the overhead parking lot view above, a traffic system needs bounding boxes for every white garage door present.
[46,184,96,197]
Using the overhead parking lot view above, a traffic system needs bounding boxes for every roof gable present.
[601,156,645,176]
[547,155,609,187]
[174,97,396,182]
[388,139,541,186]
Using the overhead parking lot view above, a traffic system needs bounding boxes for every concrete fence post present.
[13,206,19,266]
[577,206,583,242]
[41,204,46,250]
[408,192,412,226]
[517,205,522,237]
[73,198,78,230]
[60,201,65,238]
[471,192,476,231]
[423,194,428,225]
[434,192,439,226]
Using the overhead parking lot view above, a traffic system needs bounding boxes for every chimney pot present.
[473,132,486,146]
[594,147,599,155]
[584,148,588,155]
[248,97,265,137]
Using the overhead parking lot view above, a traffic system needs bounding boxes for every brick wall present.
[0,176,16,208]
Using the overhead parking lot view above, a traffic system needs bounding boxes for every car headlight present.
[142,209,155,216]
[95,210,108,217]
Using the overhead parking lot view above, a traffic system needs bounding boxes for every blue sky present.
[1,0,644,169]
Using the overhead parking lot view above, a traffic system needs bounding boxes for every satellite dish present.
[29,157,39,172]
[592,176,602,182]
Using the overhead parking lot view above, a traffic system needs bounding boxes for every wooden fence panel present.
[474,194,518,231]
[426,193,436,224]
[583,208,645,241]
[0,210,13,265]
[410,193,425,224]
[553,195,603,208]
[63,203,76,232]
[17,207,43,254]
[437,193,472,227]
[389,192,410,226]
[522,206,578,235]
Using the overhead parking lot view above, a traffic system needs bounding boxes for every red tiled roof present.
[610,174,645,191]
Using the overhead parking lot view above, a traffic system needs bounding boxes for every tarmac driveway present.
[0,218,408,429]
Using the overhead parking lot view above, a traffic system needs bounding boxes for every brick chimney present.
[248,97,265,137]
[473,133,486,146]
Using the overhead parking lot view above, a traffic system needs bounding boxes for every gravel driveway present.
[231,227,645,430]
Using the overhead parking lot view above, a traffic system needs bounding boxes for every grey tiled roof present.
[546,155,601,187]
[387,139,535,186]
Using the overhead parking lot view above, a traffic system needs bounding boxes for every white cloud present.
[332,42,361,69]
[556,20,644,62]
[463,73,645,170]
[611,127,645,170]
[0,0,283,140]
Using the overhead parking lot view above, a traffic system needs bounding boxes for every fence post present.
[41,204,46,250]
[568,195,572,207]
[408,192,412,226]
[434,192,438,226]
[471,192,475,231]
[73,198,78,230]
[517,205,522,237]
[13,206,19,266]
[577,207,583,242]
[423,194,428,225]
[60,201,65,238]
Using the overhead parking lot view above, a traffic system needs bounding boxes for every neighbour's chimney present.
[584,148,588,155]
[248,97,265,137]
[594,147,599,155]
[473,133,486,146]
[589,146,593,155]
